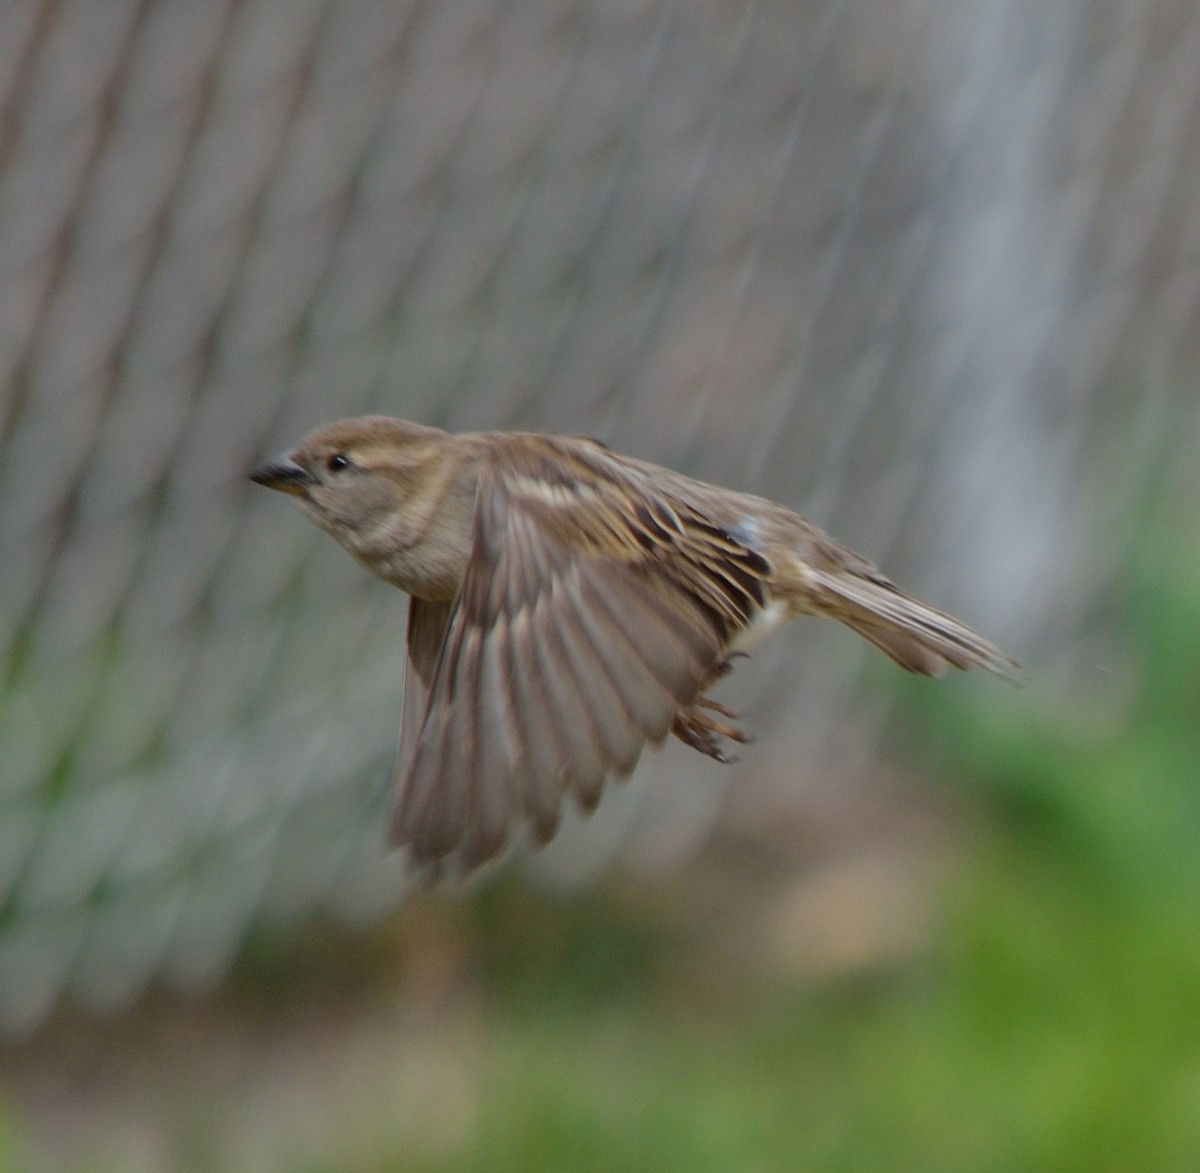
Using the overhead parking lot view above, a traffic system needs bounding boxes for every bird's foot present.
[710,652,748,681]
[671,696,752,764]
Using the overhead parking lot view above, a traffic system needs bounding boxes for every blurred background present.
[1,0,1199,1169]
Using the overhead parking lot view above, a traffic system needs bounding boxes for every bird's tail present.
[808,568,1017,679]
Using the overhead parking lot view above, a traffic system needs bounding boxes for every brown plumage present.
[250,416,1016,872]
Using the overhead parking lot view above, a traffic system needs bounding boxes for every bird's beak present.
[249,454,314,496]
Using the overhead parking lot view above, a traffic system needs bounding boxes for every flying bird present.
[251,417,1015,872]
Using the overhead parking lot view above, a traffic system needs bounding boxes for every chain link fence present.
[0,0,1197,1035]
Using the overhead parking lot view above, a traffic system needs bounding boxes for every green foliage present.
[0,1110,26,1171]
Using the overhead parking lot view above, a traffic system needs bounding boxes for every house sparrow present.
[250,416,1015,872]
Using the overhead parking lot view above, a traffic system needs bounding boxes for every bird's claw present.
[672,698,752,763]
[710,652,749,680]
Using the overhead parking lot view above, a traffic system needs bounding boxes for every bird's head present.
[250,416,478,592]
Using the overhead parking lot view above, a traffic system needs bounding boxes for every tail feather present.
[809,569,1017,679]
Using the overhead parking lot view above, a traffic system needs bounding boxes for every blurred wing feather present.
[389,442,770,872]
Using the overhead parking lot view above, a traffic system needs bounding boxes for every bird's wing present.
[390,441,771,872]
[397,596,453,782]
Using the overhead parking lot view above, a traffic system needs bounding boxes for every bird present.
[250,416,1016,873]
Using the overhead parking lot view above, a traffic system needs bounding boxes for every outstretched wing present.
[390,440,771,873]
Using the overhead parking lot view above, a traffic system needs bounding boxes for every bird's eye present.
[326,452,351,473]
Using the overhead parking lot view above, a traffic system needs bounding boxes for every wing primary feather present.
[554,572,646,775]
[410,621,478,864]
[586,567,714,702]
[392,645,454,855]
[506,603,566,844]
[393,599,451,837]
[571,572,698,738]
[457,620,519,867]
[565,575,673,742]
[531,583,612,812]
[480,619,522,776]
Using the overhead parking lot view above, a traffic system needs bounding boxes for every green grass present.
[386,850,1200,1173]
